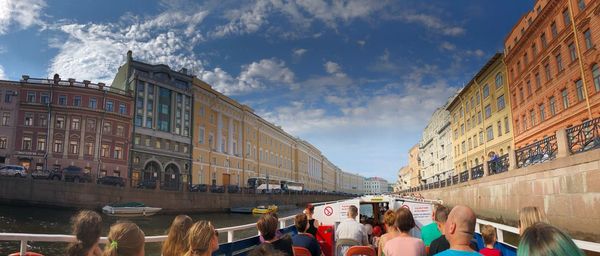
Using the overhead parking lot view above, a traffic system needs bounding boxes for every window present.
[0,137,7,149]
[551,21,558,38]
[41,93,49,104]
[556,54,564,72]
[576,79,585,101]
[541,33,548,48]
[516,120,520,134]
[69,141,79,154]
[85,142,93,155]
[461,141,466,153]
[119,104,127,115]
[2,113,8,126]
[485,104,492,119]
[495,73,503,88]
[156,139,161,149]
[569,43,577,62]
[504,117,510,134]
[497,95,505,110]
[584,29,593,50]
[89,98,97,109]
[87,119,96,132]
[468,138,472,150]
[4,91,12,103]
[497,121,502,136]
[27,92,36,102]
[544,63,552,81]
[539,104,546,122]
[198,127,205,144]
[71,118,81,130]
[526,80,532,97]
[145,138,150,147]
[478,112,482,124]
[530,110,536,126]
[517,61,522,73]
[24,113,34,126]
[54,139,63,153]
[561,89,569,109]
[535,73,541,90]
[549,96,557,116]
[563,9,571,27]
[114,146,123,159]
[101,144,110,157]
[73,96,81,107]
[522,115,527,130]
[103,122,112,134]
[483,84,490,98]
[578,0,586,10]
[134,135,140,145]
[106,101,114,112]
[486,126,494,141]
[56,116,65,129]
[37,137,45,151]
[460,124,465,135]
[593,64,600,92]
[116,125,125,137]
[209,134,214,149]
[59,95,67,105]
[22,136,32,150]
[532,44,538,57]
[39,115,47,127]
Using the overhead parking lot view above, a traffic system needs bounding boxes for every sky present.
[0,0,534,183]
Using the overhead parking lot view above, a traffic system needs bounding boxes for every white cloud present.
[211,0,271,38]
[465,49,485,57]
[294,0,386,28]
[324,61,342,75]
[0,0,46,35]
[293,48,307,57]
[440,42,456,51]
[357,40,366,47]
[394,13,465,36]
[370,49,400,73]
[0,64,7,79]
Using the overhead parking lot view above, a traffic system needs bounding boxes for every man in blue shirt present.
[435,205,482,256]
[292,213,321,256]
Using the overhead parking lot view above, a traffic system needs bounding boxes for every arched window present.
[593,64,600,92]
[495,72,504,88]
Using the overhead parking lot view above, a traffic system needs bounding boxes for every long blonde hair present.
[519,206,548,235]
[185,221,217,256]
[103,222,145,256]
[162,215,193,256]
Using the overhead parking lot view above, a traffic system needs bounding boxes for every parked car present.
[136,180,157,189]
[62,166,92,183]
[48,169,63,180]
[190,184,208,192]
[0,165,26,178]
[97,176,125,187]
[31,169,53,179]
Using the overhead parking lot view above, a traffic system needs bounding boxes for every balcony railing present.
[515,135,557,168]
[567,117,600,154]
[488,154,509,175]
[452,175,459,185]
[460,171,469,183]
[471,164,484,180]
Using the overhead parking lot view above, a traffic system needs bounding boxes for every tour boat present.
[251,204,278,214]
[102,202,162,217]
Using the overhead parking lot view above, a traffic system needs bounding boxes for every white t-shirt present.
[335,218,368,245]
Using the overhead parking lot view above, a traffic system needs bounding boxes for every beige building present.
[407,144,421,187]
[418,105,454,184]
[395,166,411,191]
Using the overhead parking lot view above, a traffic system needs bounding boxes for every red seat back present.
[293,246,312,256]
[345,246,376,256]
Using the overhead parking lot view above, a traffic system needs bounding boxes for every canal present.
[0,204,303,256]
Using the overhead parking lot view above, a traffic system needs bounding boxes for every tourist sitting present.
[377,210,399,256]
[103,222,145,256]
[518,206,547,236]
[428,205,450,256]
[184,220,220,256]
[292,213,321,256]
[260,212,283,243]
[67,210,103,256]
[305,204,320,237]
[336,205,369,255]
[517,222,584,256]
[248,243,287,256]
[434,205,481,256]
[162,215,193,256]
[257,213,293,255]
[383,207,425,256]
[422,203,443,247]
[479,225,501,256]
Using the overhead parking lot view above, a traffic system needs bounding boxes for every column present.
[556,128,570,158]
[217,112,222,153]
[228,118,234,155]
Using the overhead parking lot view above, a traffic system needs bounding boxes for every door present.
[222,174,230,186]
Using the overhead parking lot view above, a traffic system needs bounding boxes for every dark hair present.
[295,213,308,232]
[306,204,315,214]
[247,243,286,256]
[435,205,450,223]
[67,210,102,256]
[395,207,416,232]
[257,214,278,241]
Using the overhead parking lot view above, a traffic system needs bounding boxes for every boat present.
[230,206,254,214]
[102,202,162,217]
[251,205,278,214]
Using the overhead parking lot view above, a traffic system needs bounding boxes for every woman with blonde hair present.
[377,210,399,256]
[184,220,220,256]
[518,206,548,235]
[103,222,145,256]
[517,222,584,256]
[162,215,193,256]
[66,210,103,256]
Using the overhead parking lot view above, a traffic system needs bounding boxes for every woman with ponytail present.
[66,210,103,256]
[184,221,220,256]
[162,215,193,256]
[103,222,145,256]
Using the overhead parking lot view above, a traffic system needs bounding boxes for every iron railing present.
[567,117,600,154]
[460,171,469,183]
[515,135,558,168]
[452,175,459,184]
[471,164,484,180]
[488,154,509,175]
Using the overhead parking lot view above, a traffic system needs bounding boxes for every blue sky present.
[0,0,533,183]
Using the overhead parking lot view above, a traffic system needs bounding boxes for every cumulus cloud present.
[324,61,342,75]
[370,49,400,73]
[0,0,46,34]
[0,64,7,79]
[357,40,366,47]
[293,48,307,57]
[391,12,465,36]
[440,41,456,51]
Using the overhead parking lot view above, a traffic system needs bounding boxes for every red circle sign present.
[324,206,333,216]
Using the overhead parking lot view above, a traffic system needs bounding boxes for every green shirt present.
[421,222,442,246]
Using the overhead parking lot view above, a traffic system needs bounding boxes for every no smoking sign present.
[324,206,333,216]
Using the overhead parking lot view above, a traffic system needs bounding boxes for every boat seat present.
[345,246,375,256]
[336,238,360,256]
[293,246,312,256]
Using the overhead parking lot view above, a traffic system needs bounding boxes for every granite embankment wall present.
[420,149,600,242]
[0,178,348,213]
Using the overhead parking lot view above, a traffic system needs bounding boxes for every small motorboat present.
[230,206,254,214]
[252,205,278,214]
[102,202,162,217]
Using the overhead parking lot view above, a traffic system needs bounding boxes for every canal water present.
[0,204,302,256]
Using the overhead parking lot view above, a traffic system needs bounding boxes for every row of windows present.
[133,135,189,154]
[454,94,506,138]
[454,73,504,122]
[25,91,128,115]
[455,116,511,156]
[18,135,124,159]
[21,114,127,136]
[0,90,15,104]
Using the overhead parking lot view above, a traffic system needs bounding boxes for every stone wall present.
[0,178,348,213]
[419,149,600,242]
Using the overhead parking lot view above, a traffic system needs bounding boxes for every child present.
[479,225,502,256]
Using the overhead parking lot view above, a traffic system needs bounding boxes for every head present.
[519,206,548,235]
[517,222,584,256]
[294,213,309,233]
[305,204,315,215]
[67,210,103,256]
[394,207,416,233]
[372,226,382,237]
[162,215,193,256]
[444,205,477,248]
[432,203,442,220]
[103,222,145,256]
[481,225,497,246]
[185,221,219,256]
[435,205,450,233]
[247,243,287,256]
[383,210,396,231]
[257,214,279,241]
[347,205,358,219]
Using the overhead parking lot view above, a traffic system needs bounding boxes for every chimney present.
[53,74,60,85]
[98,82,105,90]
[68,78,75,86]
[21,75,29,82]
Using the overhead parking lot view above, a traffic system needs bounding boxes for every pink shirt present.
[383,236,425,256]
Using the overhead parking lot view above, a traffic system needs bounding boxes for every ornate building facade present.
[0,82,18,165]
[418,105,454,184]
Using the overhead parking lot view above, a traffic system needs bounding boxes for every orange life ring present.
[9,252,44,256]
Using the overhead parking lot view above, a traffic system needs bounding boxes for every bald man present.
[434,205,482,256]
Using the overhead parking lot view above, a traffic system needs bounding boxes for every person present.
[184,220,220,256]
[103,222,145,256]
[435,205,481,256]
[335,205,369,245]
[292,213,321,256]
[257,213,293,255]
[260,212,283,243]
[66,210,103,256]
[162,215,193,256]
[247,243,287,256]
[305,204,320,237]
[428,205,450,256]
[362,217,374,242]
[377,210,399,256]
[517,222,585,256]
[479,225,501,256]
[488,152,499,174]
[422,203,443,246]
[383,207,425,256]
[518,206,547,235]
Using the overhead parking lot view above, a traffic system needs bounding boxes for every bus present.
[247,177,304,192]
[281,180,304,191]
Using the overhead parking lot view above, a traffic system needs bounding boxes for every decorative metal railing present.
[488,154,509,175]
[434,181,440,188]
[515,135,558,168]
[471,164,484,180]
[567,117,600,154]
[460,171,469,183]
[440,180,446,188]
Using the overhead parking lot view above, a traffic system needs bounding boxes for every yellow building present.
[447,53,514,179]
